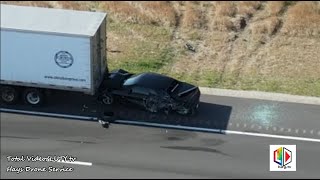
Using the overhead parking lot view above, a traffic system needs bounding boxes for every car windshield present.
[123,74,140,86]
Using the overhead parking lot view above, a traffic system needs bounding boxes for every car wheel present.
[102,93,114,105]
[176,107,190,115]
[176,106,198,116]
[191,103,200,116]
[163,107,171,115]
[190,107,198,116]
[144,97,159,113]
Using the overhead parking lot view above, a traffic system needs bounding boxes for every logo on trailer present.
[270,145,296,171]
[54,51,74,68]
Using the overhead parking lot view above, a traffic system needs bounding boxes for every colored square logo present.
[270,145,296,171]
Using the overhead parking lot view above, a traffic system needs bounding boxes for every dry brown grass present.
[98,1,152,25]
[97,1,176,27]
[281,1,320,36]
[211,2,236,32]
[214,1,261,18]
[211,16,235,31]
[251,16,281,35]
[211,1,262,32]
[266,1,285,16]
[181,2,204,28]
[214,1,236,17]
[237,1,261,17]
[139,1,176,27]
[266,16,281,35]
[0,1,93,10]
[1,1,52,8]
[53,1,90,11]
[249,35,320,79]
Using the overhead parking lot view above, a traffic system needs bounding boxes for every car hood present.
[171,82,200,106]
[174,82,198,96]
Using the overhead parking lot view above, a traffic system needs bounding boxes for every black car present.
[98,69,200,115]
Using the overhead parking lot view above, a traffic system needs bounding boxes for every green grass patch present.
[109,44,174,73]
[166,70,320,97]
[107,21,174,73]
[106,19,320,97]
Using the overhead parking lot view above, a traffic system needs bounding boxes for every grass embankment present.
[2,1,320,97]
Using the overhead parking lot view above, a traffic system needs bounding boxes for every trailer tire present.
[0,86,19,105]
[23,88,44,106]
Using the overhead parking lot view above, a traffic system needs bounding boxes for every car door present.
[128,86,150,100]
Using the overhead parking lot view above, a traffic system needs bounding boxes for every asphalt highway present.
[1,91,319,139]
[1,91,320,178]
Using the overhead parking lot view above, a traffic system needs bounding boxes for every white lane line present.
[55,160,92,166]
[0,108,98,121]
[224,130,320,143]
[2,108,320,143]
[115,120,320,143]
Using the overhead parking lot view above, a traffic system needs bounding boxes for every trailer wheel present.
[23,88,44,106]
[0,86,19,105]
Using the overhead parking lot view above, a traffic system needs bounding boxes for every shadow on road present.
[1,91,232,132]
[113,102,232,131]
[160,146,231,157]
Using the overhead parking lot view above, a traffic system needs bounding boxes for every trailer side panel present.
[0,29,93,93]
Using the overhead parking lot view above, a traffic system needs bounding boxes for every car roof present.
[123,72,176,90]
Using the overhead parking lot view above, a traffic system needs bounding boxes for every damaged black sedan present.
[98,69,200,116]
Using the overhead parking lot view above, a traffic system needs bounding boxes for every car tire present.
[176,106,198,116]
[189,107,198,116]
[191,103,200,116]
[176,107,190,115]
[144,97,159,113]
[101,93,114,105]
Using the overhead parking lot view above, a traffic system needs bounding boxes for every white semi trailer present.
[0,4,108,106]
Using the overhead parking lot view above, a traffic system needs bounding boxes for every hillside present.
[2,1,320,97]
